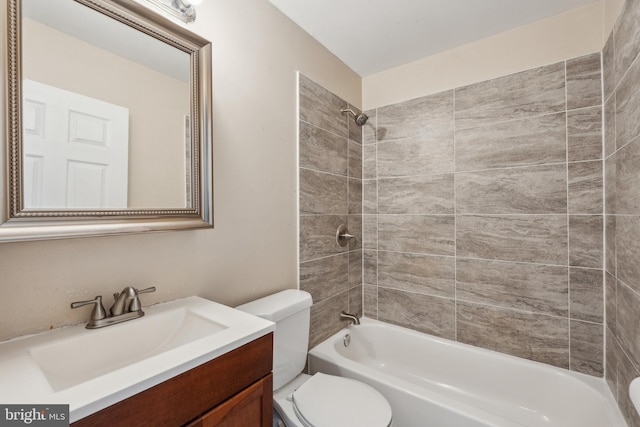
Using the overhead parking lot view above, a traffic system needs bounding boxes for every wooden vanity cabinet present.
[185,375,272,427]
[71,333,273,427]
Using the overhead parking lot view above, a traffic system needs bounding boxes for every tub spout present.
[340,311,360,325]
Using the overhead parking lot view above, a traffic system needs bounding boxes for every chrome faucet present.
[110,286,156,316]
[340,311,361,325]
[71,286,156,329]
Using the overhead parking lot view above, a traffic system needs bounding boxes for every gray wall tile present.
[605,95,616,158]
[348,178,362,215]
[617,215,640,294]
[378,215,455,256]
[363,109,377,145]
[616,138,640,215]
[377,91,453,142]
[455,112,566,171]
[347,215,362,251]
[348,140,362,179]
[300,169,347,215]
[309,292,349,349]
[606,215,616,275]
[348,250,362,288]
[299,74,348,138]
[362,215,378,249]
[606,155,617,214]
[606,271,617,336]
[348,104,364,143]
[300,215,348,262]
[457,215,568,265]
[568,161,603,214]
[457,302,569,368]
[378,288,455,339]
[456,164,567,214]
[363,250,377,285]
[567,106,603,162]
[363,144,377,179]
[363,284,377,318]
[569,267,603,323]
[570,320,603,376]
[378,174,454,214]
[606,332,619,399]
[378,251,455,298]
[616,282,640,382]
[569,215,603,268]
[363,179,378,214]
[566,53,602,110]
[613,0,640,88]
[348,284,363,317]
[377,136,454,177]
[299,121,348,175]
[300,254,349,303]
[456,258,568,316]
[455,62,565,130]
[616,55,640,149]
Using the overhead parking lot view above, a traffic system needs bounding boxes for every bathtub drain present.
[343,334,351,347]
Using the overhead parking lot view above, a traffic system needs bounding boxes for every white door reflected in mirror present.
[22,80,129,209]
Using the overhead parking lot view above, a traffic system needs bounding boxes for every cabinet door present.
[188,374,272,427]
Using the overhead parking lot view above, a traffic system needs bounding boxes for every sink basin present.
[0,296,274,422]
[31,308,226,391]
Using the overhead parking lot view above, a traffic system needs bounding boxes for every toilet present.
[237,290,393,427]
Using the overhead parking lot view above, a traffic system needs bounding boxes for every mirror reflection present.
[21,0,192,210]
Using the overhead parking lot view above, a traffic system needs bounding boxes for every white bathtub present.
[308,318,626,427]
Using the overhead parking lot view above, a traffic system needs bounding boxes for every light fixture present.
[144,0,197,23]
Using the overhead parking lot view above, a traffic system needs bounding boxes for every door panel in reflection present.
[23,80,129,209]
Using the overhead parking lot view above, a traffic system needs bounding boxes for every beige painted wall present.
[363,1,613,109]
[604,0,626,36]
[0,0,360,341]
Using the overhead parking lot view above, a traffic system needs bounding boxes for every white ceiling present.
[269,0,600,76]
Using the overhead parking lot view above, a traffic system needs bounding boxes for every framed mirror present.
[2,0,213,242]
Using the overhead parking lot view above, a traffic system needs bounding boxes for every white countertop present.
[0,296,274,422]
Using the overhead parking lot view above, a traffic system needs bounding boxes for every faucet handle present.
[71,296,107,321]
[136,286,156,295]
[129,286,156,312]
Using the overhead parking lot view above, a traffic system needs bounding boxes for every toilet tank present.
[236,290,312,391]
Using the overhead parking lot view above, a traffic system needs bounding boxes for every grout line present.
[565,60,572,370]
[600,49,608,378]
[375,107,380,320]
[299,119,351,145]
[453,89,458,343]
[299,167,353,180]
[295,72,301,292]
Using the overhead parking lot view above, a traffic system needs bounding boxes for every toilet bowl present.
[236,290,393,427]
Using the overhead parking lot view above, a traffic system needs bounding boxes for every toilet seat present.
[291,373,392,427]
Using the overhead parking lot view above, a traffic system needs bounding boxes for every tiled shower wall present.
[298,74,364,348]
[361,55,604,376]
[604,0,640,425]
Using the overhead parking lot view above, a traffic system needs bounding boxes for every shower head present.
[340,108,368,126]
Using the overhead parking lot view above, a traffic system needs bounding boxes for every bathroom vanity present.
[72,334,273,427]
[0,297,275,426]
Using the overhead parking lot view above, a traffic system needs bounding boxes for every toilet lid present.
[292,373,392,427]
